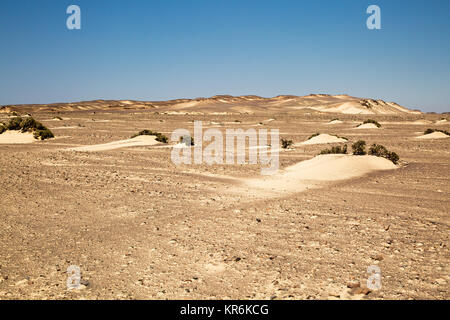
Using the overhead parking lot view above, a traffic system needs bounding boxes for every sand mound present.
[415,132,449,140]
[245,154,397,194]
[436,119,448,124]
[68,135,160,152]
[326,120,343,124]
[0,131,36,144]
[412,120,433,125]
[298,134,347,145]
[356,123,379,129]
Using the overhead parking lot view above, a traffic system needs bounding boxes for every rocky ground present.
[0,110,448,299]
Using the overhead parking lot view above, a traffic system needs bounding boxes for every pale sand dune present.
[244,154,397,194]
[412,120,433,125]
[68,135,160,152]
[297,133,347,145]
[355,123,379,129]
[0,131,36,144]
[415,132,449,140]
[326,120,343,125]
[436,119,448,124]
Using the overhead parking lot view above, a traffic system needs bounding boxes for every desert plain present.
[0,94,448,299]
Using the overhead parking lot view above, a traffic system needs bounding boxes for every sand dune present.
[297,134,347,145]
[415,132,449,140]
[243,154,397,195]
[436,119,448,124]
[0,131,36,144]
[4,94,420,115]
[412,120,433,125]
[355,123,379,129]
[326,119,343,125]
[68,135,160,152]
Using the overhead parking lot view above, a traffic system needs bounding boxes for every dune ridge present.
[2,94,421,115]
[68,135,160,152]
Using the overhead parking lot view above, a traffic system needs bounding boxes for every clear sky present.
[1,0,449,112]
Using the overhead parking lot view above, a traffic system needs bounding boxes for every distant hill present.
[1,94,421,115]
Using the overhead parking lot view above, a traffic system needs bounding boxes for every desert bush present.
[320,145,348,155]
[6,116,23,130]
[281,138,293,149]
[20,117,46,132]
[352,140,367,155]
[131,129,168,143]
[34,129,54,140]
[368,144,400,164]
[0,124,5,134]
[362,119,381,127]
[180,135,194,146]
[4,116,54,140]
[424,128,450,136]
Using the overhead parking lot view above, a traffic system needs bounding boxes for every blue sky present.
[1,0,449,112]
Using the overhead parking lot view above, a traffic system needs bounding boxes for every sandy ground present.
[0,131,36,144]
[356,123,380,129]
[68,135,160,152]
[297,134,348,145]
[415,132,449,140]
[0,109,448,300]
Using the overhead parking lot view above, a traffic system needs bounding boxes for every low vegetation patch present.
[131,130,168,143]
[1,116,54,140]
[352,140,367,155]
[368,144,400,164]
[424,128,450,136]
[351,140,399,164]
[281,138,293,149]
[319,145,348,155]
[362,119,381,128]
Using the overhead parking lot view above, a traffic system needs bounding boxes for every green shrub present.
[6,116,23,130]
[424,128,450,136]
[281,138,293,149]
[131,130,168,143]
[368,144,399,164]
[362,119,381,128]
[20,117,46,132]
[320,145,347,155]
[352,140,367,155]
[34,129,54,140]
[3,116,54,140]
